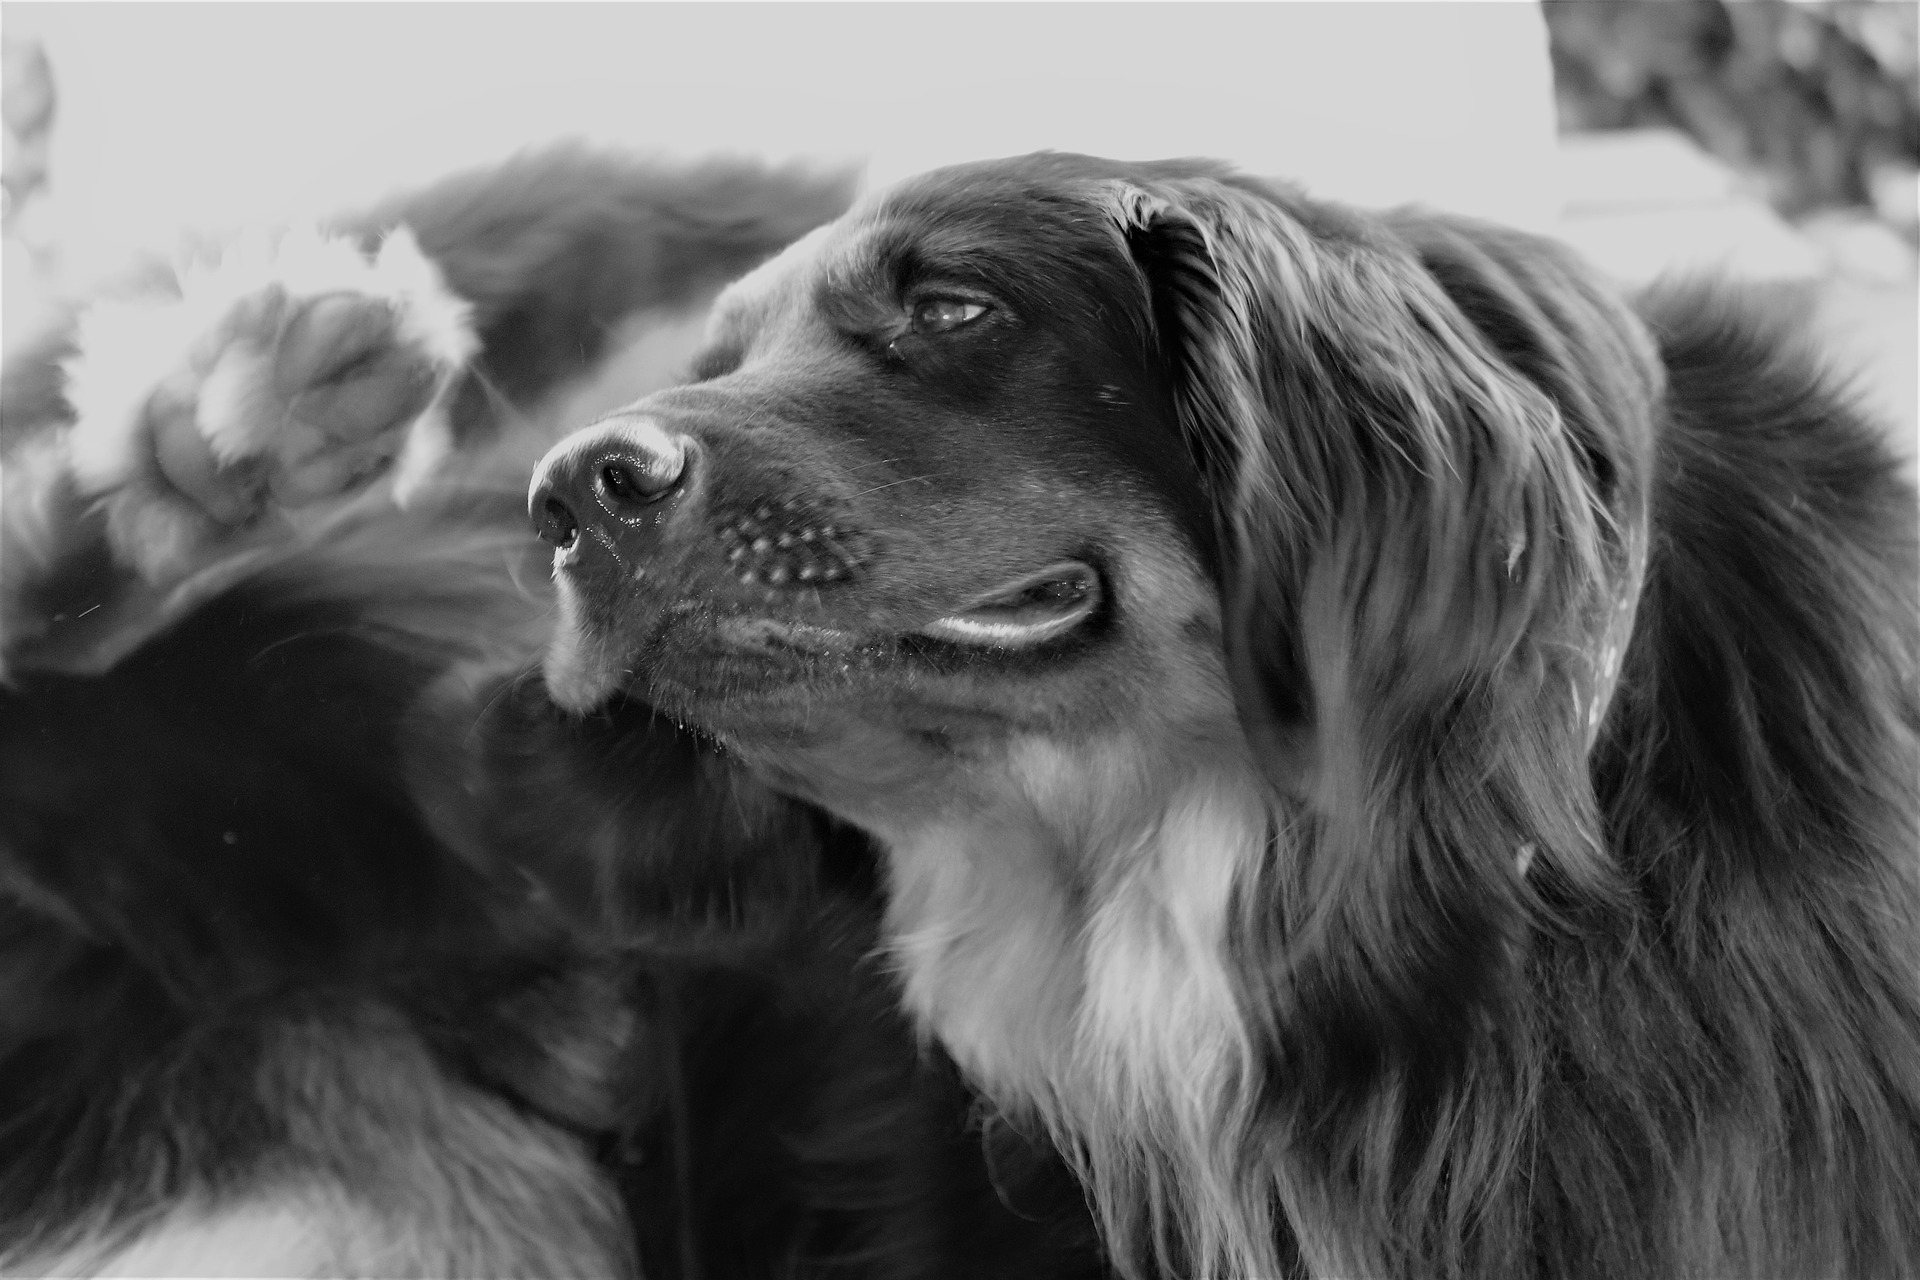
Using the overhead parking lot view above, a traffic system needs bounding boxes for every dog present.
[0,151,1104,1277]
[527,152,1920,1279]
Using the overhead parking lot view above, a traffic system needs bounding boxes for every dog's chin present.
[541,609,860,717]
[544,558,1107,719]
[541,618,635,715]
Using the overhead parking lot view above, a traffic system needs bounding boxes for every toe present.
[288,348,439,443]
[275,292,441,442]
[273,293,397,393]
[149,378,265,526]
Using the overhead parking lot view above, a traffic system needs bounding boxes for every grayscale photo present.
[2,3,1916,1277]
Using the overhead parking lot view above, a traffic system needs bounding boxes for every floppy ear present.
[1108,176,1659,1089]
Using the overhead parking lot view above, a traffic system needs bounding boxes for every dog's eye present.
[910,298,988,335]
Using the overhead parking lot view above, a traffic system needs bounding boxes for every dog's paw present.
[63,226,476,581]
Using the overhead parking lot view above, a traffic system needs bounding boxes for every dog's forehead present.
[708,157,1204,344]
[706,222,842,339]
[861,164,1119,268]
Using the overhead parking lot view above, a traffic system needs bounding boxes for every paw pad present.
[63,225,476,581]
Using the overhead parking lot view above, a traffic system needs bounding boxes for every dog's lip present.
[915,559,1102,649]
[551,559,1105,709]
[698,560,1104,657]
[716,615,865,654]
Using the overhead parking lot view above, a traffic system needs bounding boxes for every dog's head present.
[529,152,1663,1275]
[531,156,1230,790]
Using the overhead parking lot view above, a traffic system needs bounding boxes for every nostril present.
[598,462,649,506]
[537,494,579,549]
[594,454,679,513]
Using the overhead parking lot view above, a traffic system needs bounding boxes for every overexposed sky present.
[5,2,1562,276]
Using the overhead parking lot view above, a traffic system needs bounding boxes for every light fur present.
[61,225,475,582]
[859,532,1285,1278]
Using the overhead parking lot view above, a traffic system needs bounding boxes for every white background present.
[4,0,1563,274]
[4,1,1909,456]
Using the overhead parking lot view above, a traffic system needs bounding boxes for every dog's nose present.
[529,414,689,550]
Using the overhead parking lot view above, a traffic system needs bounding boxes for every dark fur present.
[526,153,1920,1278]
[0,152,1104,1277]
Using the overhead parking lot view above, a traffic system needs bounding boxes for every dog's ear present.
[1107,175,1659,1083]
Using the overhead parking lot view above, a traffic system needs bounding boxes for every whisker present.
[848,474,934,498]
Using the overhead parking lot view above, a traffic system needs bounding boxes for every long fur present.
[527,152,1920,1279]
[1130,177,1920,1280]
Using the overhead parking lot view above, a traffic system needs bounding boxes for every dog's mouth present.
[552,557,1107,715]
[914,560,1103,650]
[698,564,1105,675]
[711,559,1103,657]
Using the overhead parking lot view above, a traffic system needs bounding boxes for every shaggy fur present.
[529,152,1920,1279]
[0,151,1104,1278]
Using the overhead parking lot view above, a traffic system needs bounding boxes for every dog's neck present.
[873,732,1257,1090]
[808,719,1281,1276]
